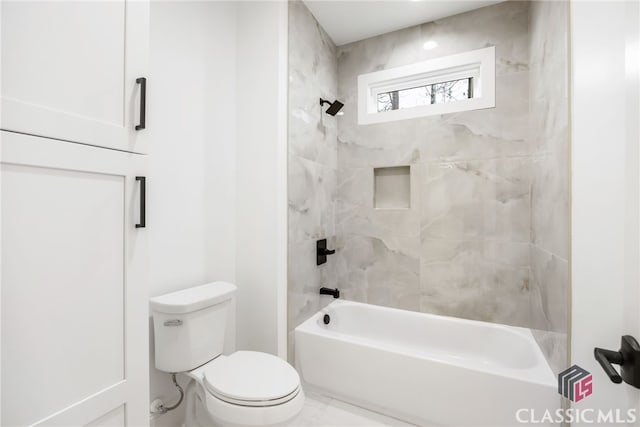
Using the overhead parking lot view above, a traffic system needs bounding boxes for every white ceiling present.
[303,0,505,46]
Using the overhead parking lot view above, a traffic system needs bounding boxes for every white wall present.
[571,0,640,421]
[148,2,289,425]
[235,1,289,357]
[148,2,237,426]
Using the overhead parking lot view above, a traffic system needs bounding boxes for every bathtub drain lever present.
[323,314,331,324]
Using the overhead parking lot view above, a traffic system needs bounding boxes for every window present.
[376,77,473,112]
[358,47,495,124]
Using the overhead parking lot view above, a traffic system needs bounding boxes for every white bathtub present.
[294,300,560,426]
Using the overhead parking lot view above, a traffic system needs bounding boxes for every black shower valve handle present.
[316,238,336,265]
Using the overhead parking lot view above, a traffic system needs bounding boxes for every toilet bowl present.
[150,282,304,427]
[185,351,305,427]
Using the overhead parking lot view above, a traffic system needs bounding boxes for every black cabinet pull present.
[135,176,146,228]
[135,77,146,131]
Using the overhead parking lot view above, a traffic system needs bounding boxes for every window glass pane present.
[377,77,472,112]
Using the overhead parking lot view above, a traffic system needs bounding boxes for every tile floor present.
[284,392,417,427]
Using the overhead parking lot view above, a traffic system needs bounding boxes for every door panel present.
[2,165,125,426]
[86,405,126,427]
[2,2,125,126]
[571,0,640,423]
[0,131,148,426]
[0,1,149,153]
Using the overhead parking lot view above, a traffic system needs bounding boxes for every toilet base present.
[184,379,305,427]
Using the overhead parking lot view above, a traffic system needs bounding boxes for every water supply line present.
[151,373,184,414]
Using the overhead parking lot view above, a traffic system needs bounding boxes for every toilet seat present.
[208,387,301,407]
[203,351,301,407]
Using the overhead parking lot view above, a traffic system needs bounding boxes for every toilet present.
[150,282,304,427]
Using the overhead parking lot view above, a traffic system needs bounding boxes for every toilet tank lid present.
[150,282,237,314]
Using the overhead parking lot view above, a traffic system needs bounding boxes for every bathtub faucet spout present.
[320,287,340,298]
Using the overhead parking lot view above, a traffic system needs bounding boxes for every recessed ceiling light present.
[423,40,438,50]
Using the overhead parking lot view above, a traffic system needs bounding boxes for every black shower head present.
[320,98,344,116]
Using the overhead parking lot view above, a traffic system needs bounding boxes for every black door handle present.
[594,348,623,383]
[135,176,146,228]
[594,335,640,388]
[135,77,146,131]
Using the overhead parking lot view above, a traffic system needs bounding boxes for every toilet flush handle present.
[164,319,183,327]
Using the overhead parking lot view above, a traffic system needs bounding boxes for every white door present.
[0,1,149,154]
[572,1,640,424]
[0,131,148,426]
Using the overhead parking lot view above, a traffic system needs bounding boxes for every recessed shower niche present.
[373,166,411,209]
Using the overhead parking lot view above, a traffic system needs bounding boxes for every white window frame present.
[358,46,495,125]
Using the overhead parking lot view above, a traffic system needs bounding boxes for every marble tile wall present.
[287,1,338,360]
[528,0,570,374]
[288,0,570,373]
[335,1,536,327]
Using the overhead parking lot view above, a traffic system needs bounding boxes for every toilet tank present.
[150,282,237,373]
